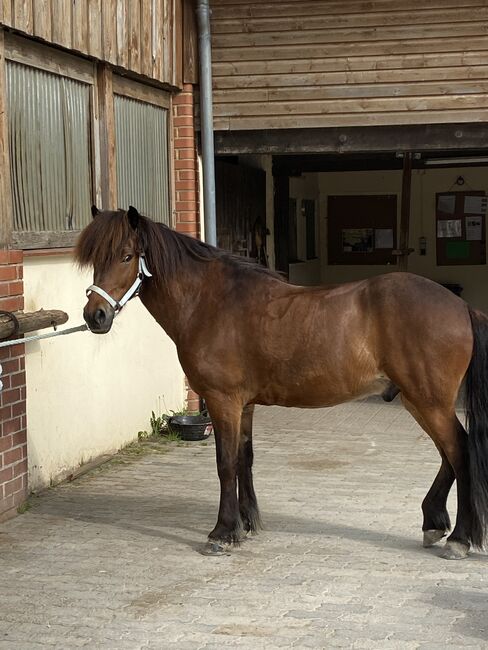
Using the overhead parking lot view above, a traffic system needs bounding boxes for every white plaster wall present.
[23,255,186,490]
[317,167,488,313]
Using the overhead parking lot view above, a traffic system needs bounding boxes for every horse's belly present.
[254,373,391,408]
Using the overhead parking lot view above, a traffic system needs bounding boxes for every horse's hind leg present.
[437,418,472,559]
[403,398,454,547]
[238,404,262,535]
[406,400,472,559]
[421,451,454,547]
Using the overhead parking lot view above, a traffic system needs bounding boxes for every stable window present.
[5,35,95,249]
[7,62,92,245]
[114,77,170,224]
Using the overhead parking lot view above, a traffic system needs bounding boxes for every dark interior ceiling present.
[271,150,488,175]
[216,149,488,175]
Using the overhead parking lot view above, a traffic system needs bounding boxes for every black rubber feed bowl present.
[168,414,213,441]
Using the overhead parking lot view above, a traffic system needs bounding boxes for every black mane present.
[75,209,284,285]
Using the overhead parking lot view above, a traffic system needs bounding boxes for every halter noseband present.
[86,255,153,313]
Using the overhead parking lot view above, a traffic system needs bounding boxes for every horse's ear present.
[91,205,99,218]
[127,205,140,231]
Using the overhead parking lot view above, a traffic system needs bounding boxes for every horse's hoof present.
[199,541,232,556]
[423,529,446,547]
[441,540,470,560]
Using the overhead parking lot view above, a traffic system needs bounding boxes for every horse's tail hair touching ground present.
[465,308,488,549]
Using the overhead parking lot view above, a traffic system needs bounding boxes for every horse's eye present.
[122,254,133,263]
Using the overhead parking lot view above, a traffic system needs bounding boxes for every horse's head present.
[75,205,148,334]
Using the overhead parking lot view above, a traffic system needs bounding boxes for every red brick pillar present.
[173,83,200,240]
[0,250,28,521]
[173,84,201,413]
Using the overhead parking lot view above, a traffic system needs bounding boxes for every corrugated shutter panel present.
[6,61,92,232]
[114,95,170,224]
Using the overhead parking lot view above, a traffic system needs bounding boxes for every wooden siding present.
[210,0,488,130]
[0,0,184,87]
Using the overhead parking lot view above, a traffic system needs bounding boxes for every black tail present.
[465,308,488,548]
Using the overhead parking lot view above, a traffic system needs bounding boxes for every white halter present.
[86,256,153,313]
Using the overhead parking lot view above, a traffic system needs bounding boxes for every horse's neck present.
[139,262,209,342]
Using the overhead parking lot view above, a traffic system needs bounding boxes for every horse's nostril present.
[94,308,106,326]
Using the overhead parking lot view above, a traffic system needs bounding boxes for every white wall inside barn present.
[312,166,488,313]
[23,255,186,491]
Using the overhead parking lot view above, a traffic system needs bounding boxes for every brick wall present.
[0,250,28,522]
[173,83,200,240]
[173,84,201,413]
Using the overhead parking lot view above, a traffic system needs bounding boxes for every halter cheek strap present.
[86,255,153,314]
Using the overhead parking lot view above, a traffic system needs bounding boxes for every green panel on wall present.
[446,241,470,260]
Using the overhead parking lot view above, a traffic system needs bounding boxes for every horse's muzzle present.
[83,302,115,334]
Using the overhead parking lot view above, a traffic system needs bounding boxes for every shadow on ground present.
[420,587,488,643]
[32,490,488,563]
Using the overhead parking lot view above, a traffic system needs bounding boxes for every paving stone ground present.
[0,397,487,649]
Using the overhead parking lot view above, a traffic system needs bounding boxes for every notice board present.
[436,191,486,266]
[328,195,397,265]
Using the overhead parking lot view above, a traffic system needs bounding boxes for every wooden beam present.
[214,123,488,156]
[183,0,198,84]
[0,28,12,248]
[12,231,80,250]
[96,64,117,209]
[0,309,68,339]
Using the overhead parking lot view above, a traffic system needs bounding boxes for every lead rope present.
[0,323,88,349]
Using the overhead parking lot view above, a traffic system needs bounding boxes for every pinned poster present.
[437,219,462,238]
[464,196,487,214]
[342,228,373,253]
[466,216,483,241]
[437,194,456,215]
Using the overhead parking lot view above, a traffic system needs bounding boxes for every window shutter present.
[6,61,92,234]
[114,95,170,224]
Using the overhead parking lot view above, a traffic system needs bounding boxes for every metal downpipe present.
[195,0,217,247]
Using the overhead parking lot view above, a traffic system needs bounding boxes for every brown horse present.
[76,206,488,560]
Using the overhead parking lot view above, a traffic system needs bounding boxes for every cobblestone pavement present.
[0,398,487,649]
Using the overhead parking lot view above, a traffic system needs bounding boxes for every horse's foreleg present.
[203,399,243,554]
[238,404,262,535]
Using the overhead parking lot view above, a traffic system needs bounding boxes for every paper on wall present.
[466,216,483,241]
[437,219,462,238]
[437,195,456,215]
[342,228,373,253]
[464,195,487,214]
